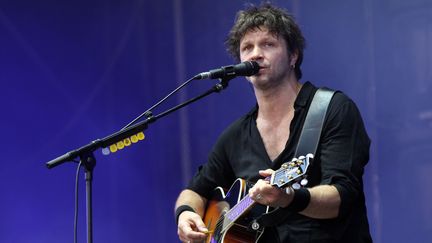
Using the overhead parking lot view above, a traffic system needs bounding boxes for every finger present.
[249,186,265,202]
[258,169,274,177]
[190,215,208,232]
[178,232,189,243]
[188,214,209,240]
[179,223,207,242]
[187,230,207,241]
[177,224,191,241]
[254,179,270,188]
[248,187,259,200]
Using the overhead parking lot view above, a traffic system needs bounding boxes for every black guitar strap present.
[255,87,336,228]
[294,87,336,158]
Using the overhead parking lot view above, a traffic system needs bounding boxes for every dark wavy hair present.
[225,3,306,79]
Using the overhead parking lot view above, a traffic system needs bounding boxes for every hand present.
[248,169,294,208]
[177,210,208,243]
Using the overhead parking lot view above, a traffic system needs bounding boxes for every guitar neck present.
[224,193,256,223]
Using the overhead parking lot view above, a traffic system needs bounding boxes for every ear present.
[289,50,299,66]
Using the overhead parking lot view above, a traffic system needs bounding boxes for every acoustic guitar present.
[203,154,312,243]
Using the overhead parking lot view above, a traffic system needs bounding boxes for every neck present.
[255,79,302,120]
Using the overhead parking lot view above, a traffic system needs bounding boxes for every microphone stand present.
[45,76,233,243]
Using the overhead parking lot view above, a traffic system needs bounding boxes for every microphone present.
[194,61,260,80]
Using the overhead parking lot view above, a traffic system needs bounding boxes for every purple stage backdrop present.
[1,0,431,242]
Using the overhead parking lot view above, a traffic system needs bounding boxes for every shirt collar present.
[294,81,316,109]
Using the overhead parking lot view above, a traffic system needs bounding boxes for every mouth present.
[258,64,269,69]
[257,66,268,74]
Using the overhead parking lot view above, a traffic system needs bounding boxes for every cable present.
[74,160,83,243]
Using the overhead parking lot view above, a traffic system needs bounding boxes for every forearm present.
[175,189,207,218]
[299,185,341,219]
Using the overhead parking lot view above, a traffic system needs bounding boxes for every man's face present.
[239,27,296,90]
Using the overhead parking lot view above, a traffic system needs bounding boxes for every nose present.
[249,47,264,61]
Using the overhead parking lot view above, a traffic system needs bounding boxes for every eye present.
[241,45,252,52]
[264,42,274,47]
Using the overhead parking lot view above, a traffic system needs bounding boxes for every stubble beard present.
[250,66,293,92]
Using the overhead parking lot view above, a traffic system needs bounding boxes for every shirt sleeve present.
[186,122,238,199]
[318,93,370,219]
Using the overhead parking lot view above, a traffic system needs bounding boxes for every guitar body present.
[203,179,266,243]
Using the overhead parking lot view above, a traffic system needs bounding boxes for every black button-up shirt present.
[188,82,372,242]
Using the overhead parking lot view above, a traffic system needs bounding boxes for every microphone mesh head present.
[244,61,260,76]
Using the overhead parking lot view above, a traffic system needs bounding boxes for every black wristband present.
[283,188,311,212]
[175,205,195,225]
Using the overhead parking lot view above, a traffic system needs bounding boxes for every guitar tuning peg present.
[288,157,297,167]
[300,178,308,186]
[298,155,305,160]
[292,182,301,190]
[306,153,314,159]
